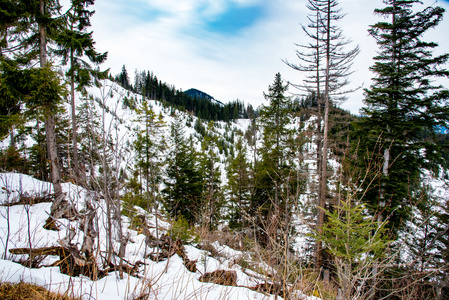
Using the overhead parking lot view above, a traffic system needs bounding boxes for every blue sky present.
[205,3,265,35]
[89,0,449,114]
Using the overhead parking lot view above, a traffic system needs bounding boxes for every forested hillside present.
[1,0,449,299]
[114,65,253,122]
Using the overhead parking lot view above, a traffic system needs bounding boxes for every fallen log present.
[9,246,99,280]
[9,246,64,257]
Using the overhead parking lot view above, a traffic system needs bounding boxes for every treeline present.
[114,65,256,122]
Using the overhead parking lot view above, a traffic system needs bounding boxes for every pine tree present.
[55,0,108,183]
[315,196,390,300]
[133,101,165,209]
[117,65,130,89]
[162,117,202,224]
[227,136,251,230]
[355,0,449,233]
[252,73,293,247]
[198,121,222,229]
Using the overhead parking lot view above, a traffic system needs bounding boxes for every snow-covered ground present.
[2,79,447,299]
[0,172,322,300]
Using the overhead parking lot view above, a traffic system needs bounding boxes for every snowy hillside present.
[2,78,448,299]
[0,80,323,299]
[0,172,321,300]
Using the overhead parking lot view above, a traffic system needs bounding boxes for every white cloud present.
[88,0,449,114]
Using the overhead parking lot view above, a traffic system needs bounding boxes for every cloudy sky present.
[88,0,449,114]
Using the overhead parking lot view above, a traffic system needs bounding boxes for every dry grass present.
[0,282,81,300]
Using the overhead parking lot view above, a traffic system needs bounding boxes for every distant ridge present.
[184,88,225,106]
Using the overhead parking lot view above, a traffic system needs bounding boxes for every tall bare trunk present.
[38,0,46,66]
[71,48,80,183]
[39,0,63,200]
[45,114,63,197]
[314,6,324,271]
[102,91,113,265]
[316,0,331,273]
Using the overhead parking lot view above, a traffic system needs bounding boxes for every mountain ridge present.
[184,88,225,107]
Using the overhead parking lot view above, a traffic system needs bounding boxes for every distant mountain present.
[184,88,225,106]
[184,88,213,101]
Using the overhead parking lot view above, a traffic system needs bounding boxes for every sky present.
[88,0,449,114]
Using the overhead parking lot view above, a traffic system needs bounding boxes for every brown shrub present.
[199,270,237,286]
[0,282,80,300]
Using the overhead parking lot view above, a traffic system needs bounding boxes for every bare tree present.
[94,79,133,278]
[285,0,359,272]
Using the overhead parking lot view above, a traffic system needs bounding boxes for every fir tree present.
[55,0,108,183]
[76,95,102,184]
[1,0,70,212]
[162,117,202,224]
[315,197,390,300]
[285,0,360,271]
[354,0,449,233]
[117,65,130,89]
[434,196,449,296]
[0,59,23,140]
[133,101,165,209]
[227,136,251,230]
[198,121,222,229]
[252,73,293,246]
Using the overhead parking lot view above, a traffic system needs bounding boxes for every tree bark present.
[71,48,81,184]
[316,0,331,273]
[45,113,63,198]
[39,0,63,200]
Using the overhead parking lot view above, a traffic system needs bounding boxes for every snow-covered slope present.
[1,79,448,299]
[0,172,322,300]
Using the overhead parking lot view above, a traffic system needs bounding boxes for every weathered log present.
[9,246,99,280]
[199,270,237,286]
[43,194,78,231]
[9,246,65,257]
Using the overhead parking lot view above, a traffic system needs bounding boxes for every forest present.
[0,0,449,299]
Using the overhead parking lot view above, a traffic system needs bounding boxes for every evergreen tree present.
[162,117,202,224]
[198,121,222,229]
[404,184,440,274]
[0,59,23,140]
[55,0,108,183]
[315,197,390,300]
[434,196,449,296]
[1,0,70,213]
[133,101,165,209]
[354,0,449,233]
[25,64,66,203]
[252,73,293,246]
[76,95,102,184]
[117,65,130,89]
[227,136,251,230]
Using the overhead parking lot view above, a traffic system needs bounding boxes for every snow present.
[5,78,447,299]
[0,172,327,299]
